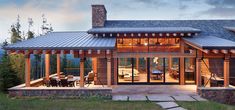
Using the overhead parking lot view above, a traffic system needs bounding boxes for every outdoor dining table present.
[152,70,163,80]
[52,76,80,86]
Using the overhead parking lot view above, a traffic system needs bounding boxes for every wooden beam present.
[221,50,228,54]
[202,49,209,54]
[180,57,185,85]
[107,57,112,87]
[224,58,230,87]
[25,54,31,87]
[230,49,235,54]
[212,49,219,54]
[45,54,50,80]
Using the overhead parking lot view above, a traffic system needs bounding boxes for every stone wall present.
[8,88,112,99]
[92,5,107,27]
[198,87,235,105]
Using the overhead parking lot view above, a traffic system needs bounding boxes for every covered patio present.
[4,32,116,89]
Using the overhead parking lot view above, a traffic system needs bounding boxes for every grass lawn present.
[0,93,162,110]
[177,101,235,110]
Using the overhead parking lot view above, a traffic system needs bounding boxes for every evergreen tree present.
[9,15,24,82]
[0,41,20,92]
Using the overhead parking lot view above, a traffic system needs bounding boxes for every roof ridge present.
[106,19,235,21]
[52,31,87,33]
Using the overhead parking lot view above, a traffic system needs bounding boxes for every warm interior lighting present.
[144,43,148,46]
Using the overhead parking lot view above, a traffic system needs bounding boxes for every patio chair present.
[67,75,75,87]
[85,72,94,84]
[42,77,50,87]
[50,78,58,87]
[60,79,69,87]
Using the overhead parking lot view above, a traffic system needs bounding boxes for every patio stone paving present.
[148,94,175,101]
[172,95,196,101]
[168,107,187,110]
[156,102,179,109]
[191,95,207,101]
[112,95,128,101]
[128,95,147,101]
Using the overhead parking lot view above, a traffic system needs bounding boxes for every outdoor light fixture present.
[144,43,148,46]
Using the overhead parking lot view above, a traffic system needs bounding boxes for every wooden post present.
[45,54,50,80]
[180,40,185,85]
[113,58,117,85]
[196,58,202,87]
[57,54,61,78]
[107,57,112,87]
[136,58,139,71]
[80,58,85,87]
[224,58,230,87]
[180,57,185,85]
[25,54,31,87]
[92,58,98,83]
[168,57,172,70]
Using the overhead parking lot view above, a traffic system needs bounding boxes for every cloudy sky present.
[0,0,235,43]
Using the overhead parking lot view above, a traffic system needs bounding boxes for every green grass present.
[0,93,162,110]
[177,101,235,110]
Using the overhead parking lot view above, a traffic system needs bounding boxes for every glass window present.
[150,57,164,83]
[165,58,179,83]
[185,58,196,84]
[118,58,132,83]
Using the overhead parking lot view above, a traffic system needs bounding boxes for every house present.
[3,5,235,99]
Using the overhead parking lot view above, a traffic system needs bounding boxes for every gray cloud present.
[199,0,235,17]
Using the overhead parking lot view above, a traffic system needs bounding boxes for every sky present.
[0,0,235,43]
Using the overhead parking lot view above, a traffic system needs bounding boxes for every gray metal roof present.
[4,31,116,50]
[104,20,235,41]
[183,36,235,49]
[87,27,201,34]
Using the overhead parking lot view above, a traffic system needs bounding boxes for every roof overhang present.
[3,31,116,51]
[183,36,235,51]
[87,27,201,34]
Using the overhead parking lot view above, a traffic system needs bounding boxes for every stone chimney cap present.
[92,5,107,12]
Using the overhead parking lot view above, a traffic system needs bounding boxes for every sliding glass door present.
[117,57,190,84]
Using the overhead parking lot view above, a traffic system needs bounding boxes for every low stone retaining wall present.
[8,88,112,99]
[198,87,235,105]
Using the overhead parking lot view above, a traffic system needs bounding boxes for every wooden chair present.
[43,77,50,87]
[50,78,58,87]
[60,79,68,87]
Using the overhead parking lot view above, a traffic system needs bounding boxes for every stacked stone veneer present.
[92,5,107,27]
[198,87,235,105]
[8,89,112,99]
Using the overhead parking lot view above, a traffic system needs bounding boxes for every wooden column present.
[180,40,185,85]
[45,54,50,80]
[113,58,117,85]
[25,54,31,87]
[196,58,202,87]
[136,58,139,71]
[168,57,172,70]
[224,58,230,87]
[57,54,61,78]
[180,57,185,85]
[92,58,98,83]
[80,58,85,87]
[107,57,112,87]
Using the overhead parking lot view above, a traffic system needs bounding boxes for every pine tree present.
[0,41,20,92]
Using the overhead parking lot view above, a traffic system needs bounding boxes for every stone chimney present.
[92,5,107,27]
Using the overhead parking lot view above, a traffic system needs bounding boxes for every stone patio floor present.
[112,85,207,110]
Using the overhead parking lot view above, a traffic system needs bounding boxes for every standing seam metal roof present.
[4,31,116,50]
